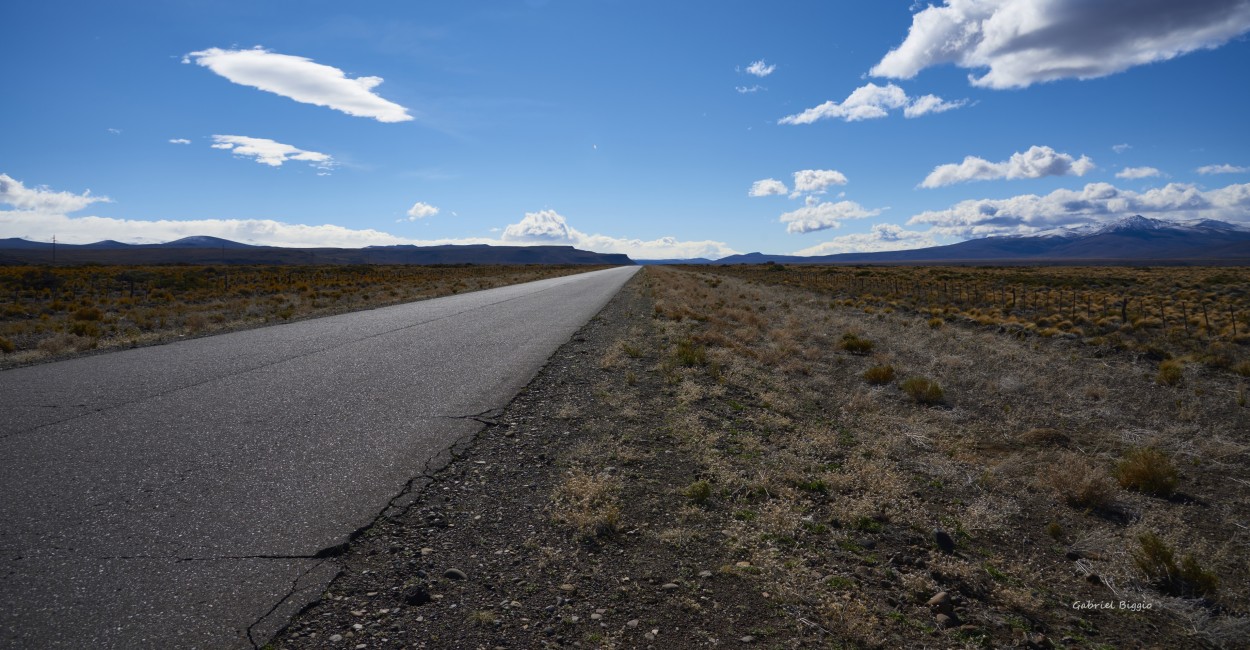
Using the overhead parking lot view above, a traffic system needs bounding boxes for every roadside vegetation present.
[0,264,603,368]
[274,264,1249,649]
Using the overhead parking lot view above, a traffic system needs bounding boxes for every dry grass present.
[550,468,621,540]
[631,264,1250,647]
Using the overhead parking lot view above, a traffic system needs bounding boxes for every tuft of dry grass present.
[1157,359,1185,386]
[838,332,874,355]
[1116,448,1179,497]
[862,364,896,385]
[1134,532,1219,598]
[550,468,621,540]
[1042,452,1117,510]
[900,376,944,405]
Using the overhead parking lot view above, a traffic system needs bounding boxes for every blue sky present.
[2,0,1249,259]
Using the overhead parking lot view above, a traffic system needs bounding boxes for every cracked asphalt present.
[0,265,639,649]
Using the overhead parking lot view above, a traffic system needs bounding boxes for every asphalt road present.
[0,265,639,649]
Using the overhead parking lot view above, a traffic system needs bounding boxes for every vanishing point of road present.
[0,265,640,649]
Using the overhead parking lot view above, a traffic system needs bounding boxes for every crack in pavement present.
[246,558,334,650]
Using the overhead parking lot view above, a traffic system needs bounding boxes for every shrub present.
[1156,359,1184,386]
[863,365,896,385]
[1134,532,1218,598]
[900,377,944,405]
[839,333,874,355]
[674,339,707,367]
[1116,448,1178,497]
[0,337,14,354]
[1044,452,1116,510]
[72,306,104,321]
[683,480,712,504]
[928,317,944,329]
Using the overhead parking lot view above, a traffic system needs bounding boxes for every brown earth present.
[268,266,1250,649]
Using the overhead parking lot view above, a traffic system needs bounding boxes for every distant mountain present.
[666,216,1250,265]
[155,236,259,249]
[0,237,634,266]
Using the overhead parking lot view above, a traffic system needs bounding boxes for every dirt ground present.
[268,266,1250,649]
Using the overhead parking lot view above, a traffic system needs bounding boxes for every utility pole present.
[52,234,56,264]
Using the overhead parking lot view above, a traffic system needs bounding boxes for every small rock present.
[1026,633,1055,649]
[420,547,434,555]
[697,570,713,578]
[350,610,365,617]
[934,529,956,553]
[626,619,640,628]
[329,634,343,642]
[935,613,957,628]
[403,585,431,606]
[591,613,603,620]
[352,623,363,631]
[559,583,577,592]
[735,561,751,568]
[929,595,955,617]
[444,568,467,580]
[661,583,679,591]
[543,627,555,636]
[355,645,366,650]
[740,635,756,643]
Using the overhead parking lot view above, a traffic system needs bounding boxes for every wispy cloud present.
[793,223,938,256]
[871,0,1250,89]
[210,135,335,173]
[107,128,122,135]
[0,173,110,213]
[735,85,765,94]
[186,47,413,123]
[1112,143,1132,154]
[169,138,192,145]
[1116,166,1162,179]
[920,146,1095,188]
[1197,163,1249,175]
[743,60,776,77]
[402,201,440,221]
[908,181,1250,238]
[779,83,965,124]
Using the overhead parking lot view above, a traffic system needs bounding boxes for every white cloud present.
[871,0,1250,89]
[403,201,440,220]
[735,85,765,94]
[902,94,968,117]
[169,138,192,145]
[744,60,776,77]
[920,145,1095,188]
[779,198,883,234]
[186,47,413,123]
[1116,166,1162,179]
[0,173,110,214]
[792,169,848,194]
[107,128,122,135]
[779,83,966,124]
[907,181,1250,237]
[1197,163,1249,175]
[210,135,335,172]
[1112,143,1132,154]
[793,223,939,256]
[749,178,789,197]
[500,209,738,259]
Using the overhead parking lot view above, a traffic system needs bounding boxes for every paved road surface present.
[0,265,639,649]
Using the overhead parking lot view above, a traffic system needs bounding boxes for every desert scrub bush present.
[1156,359,1184,386]
[862,364,895,385]
[551,468,621,539]
[838,333,874,355]
[683,480,713,504]
[1116,448,1178,497]
[1133,532,1218,598]
[1043,452,1117,510]
[674,338,707,367]
[928,317,944,329]
[900,376,944,405]
[0,336,13,354]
